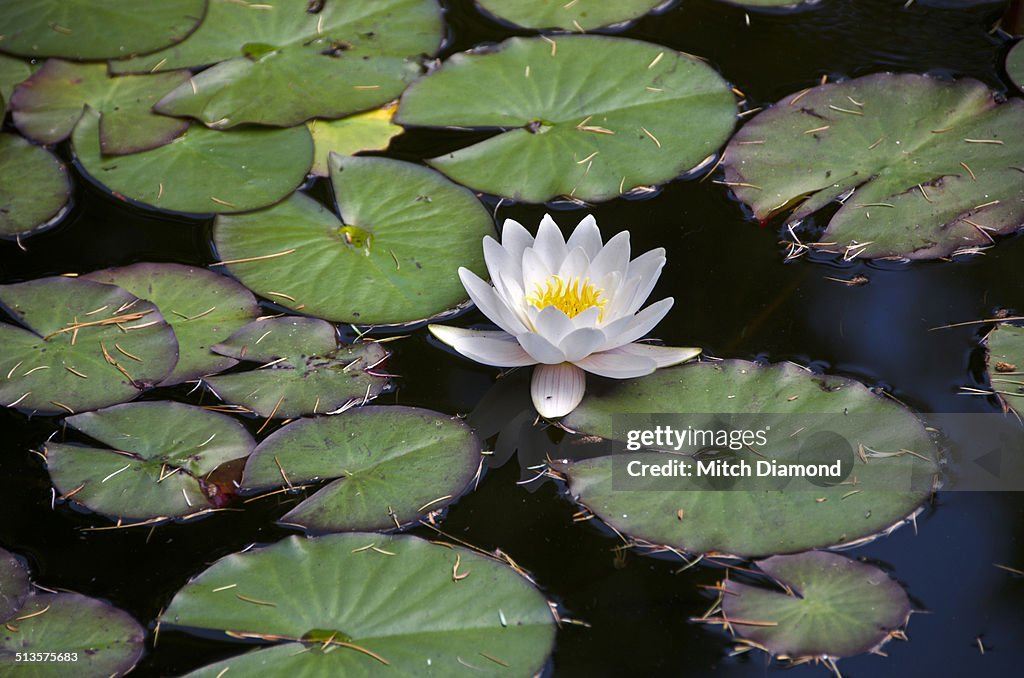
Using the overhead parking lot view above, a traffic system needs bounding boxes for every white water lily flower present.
[429,215,700,418]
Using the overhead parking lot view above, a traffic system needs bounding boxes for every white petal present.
[531,363,586,418]
[533,214,568,270]
[599,297,674,351]
[621,248,666,315]
[521,247,552,295]
[483,236,521,285]
[589,230,630,280]
[566,215,603,258]
[429,325,537,367]
[458,268,527,335]
[572,306,603,329]
[533,305,575,344]
[500,218,534,261]
[617,343,701,367]
[573,347,658,379]
[557,246,591,281]
[558,327,606,362]
[517,332,566,364]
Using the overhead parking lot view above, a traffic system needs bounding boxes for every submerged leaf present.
[214,155,494,324]
[243,406,482,532]
[721,74,1024,259]
[396,35,736,202]
[0,548,29,624]
[161,534,555,676]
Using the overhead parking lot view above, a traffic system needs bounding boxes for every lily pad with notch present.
[0,276,178,415]
[160,533,556,677]
[717,551,911,658]
[0,547,29,623]
[396,35,737,203]
[205,316,390,418]
[721,73,1024,259]
[72,108,313,214]
[214,155,494,325]
[0,0,206,60]
[84,263,260,385]
[43,401,255,521]
[0,592,146,675]
[109,0,444,128]
[475,0,668,30]
[559,360,940,557]
[11,60,191,155]
[986,323,1024,416]
[243,406,482,532]
[0,133,72,239]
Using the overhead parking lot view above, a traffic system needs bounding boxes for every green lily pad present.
[721,73,1024,259]
[0,133,72,238]
[476,0,666,30]
[986,324,1024,416]
[1007,41,1024,93]
[720,551,911,658]
[205,317,390,418]
[43,401,254,521]
[0,54,32,103]
[11,60,190,154]
[396,35,737,203]
[0,277,178,415]
[84,263,259,385]
[0,548,30,624]
[109,0,444,128]
[161,534,556,676]
[214,155,493,324]
[243,406,482,532]
[72,108,312,214]
[559,360,939,557]
[0,592,145,675]
[0,0,206,60]
[308,104,402,177]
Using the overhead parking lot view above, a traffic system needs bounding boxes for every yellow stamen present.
[526,276,606,318]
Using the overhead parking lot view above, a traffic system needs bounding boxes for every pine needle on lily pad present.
[559,360,939,557]
[160,534,556,677]
[721,73,1024,260]
[243,406,482,532]
[0,133,71,239]
[44,401,255,521]
[84,263,260,385]
[717,551,911,659]
[986,324,1024,416]
[205,317,390,419]
[0,277,178,415]
[396,35,737,203]
[214,155,494,325]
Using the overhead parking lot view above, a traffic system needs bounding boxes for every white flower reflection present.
[429,215,700,418]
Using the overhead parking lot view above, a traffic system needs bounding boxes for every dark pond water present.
[2,0,1024,675]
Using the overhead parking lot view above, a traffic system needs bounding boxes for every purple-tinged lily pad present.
[205,317,390,419]
[44,401,254,521]
[0,133,71,239]
[0,548,30,624]
[11,60,190,155]
[84,263,259,385]
[0,592,145,675]
[721,73,1024,260]
[719,551,911,658]
[243,406,482,532]
[72,108,312,215]
[0,0,206,60]
[0,277,178,415]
